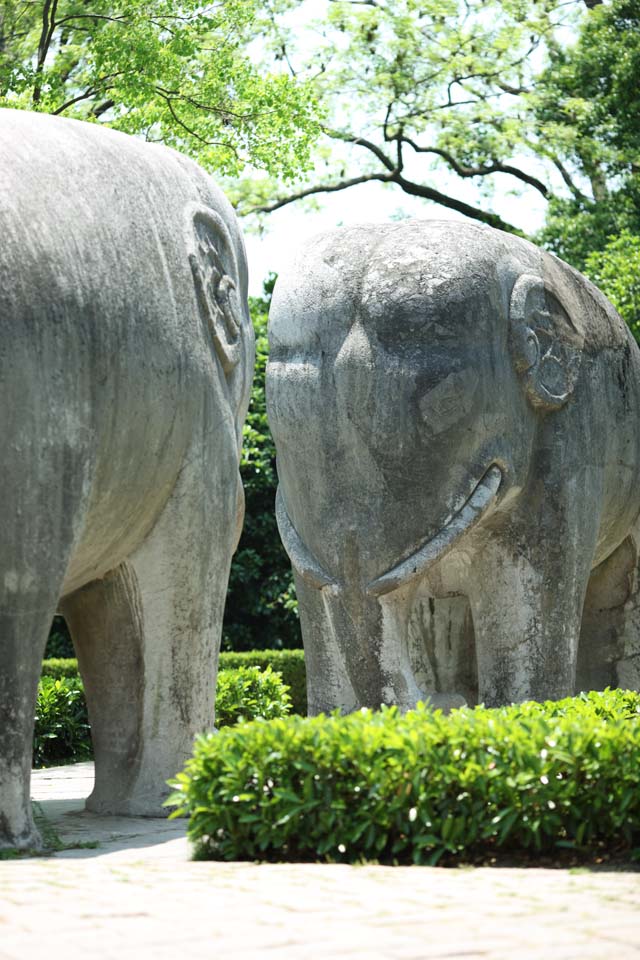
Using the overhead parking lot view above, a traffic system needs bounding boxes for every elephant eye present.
[275,487,337,590]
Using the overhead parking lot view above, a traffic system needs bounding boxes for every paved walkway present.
[0,763,638,959]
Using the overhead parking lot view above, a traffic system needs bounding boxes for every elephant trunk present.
[299,572,465,715]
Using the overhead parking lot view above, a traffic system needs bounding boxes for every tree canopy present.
[0,0,319,178]
[242,0,639,267]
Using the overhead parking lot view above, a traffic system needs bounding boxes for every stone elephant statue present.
[267,220,640,715]
[0,109,254,850]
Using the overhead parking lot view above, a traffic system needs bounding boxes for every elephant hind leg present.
[61,563,150,815]
[0,595,61,851]
[578,535,640,692]
[63,441,239,816]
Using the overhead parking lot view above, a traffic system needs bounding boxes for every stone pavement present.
[0,764,638,960]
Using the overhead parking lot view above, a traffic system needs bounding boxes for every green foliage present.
[215,666,292,727]
[33,676,92,768]
[168,689,640,864]
[0,0,319,179]
[584,232,640,341]
[223,277,300,651]
[40,657,81,680]
[219,650,307,715]
[41,649,308,713]
[35,656,304,766]
[533,0,640,266]
[242,1,640,272]
[538,190,640,274]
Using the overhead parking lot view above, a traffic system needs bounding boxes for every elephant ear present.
[509,272,584,412]
[185,203,246,377]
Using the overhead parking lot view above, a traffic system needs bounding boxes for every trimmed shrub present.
[216,666,291,727]
[219,650,306,715]
[34,661,298,766]
[167,689,640,864]
[41,650,307,715]
[33,677,92,768]
[40,658,81,680]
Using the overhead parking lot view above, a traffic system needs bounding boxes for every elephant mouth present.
[275,464,502,596]
[367,464,503,597]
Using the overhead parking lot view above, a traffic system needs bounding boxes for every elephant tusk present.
[367,465,503,597]
[275,487,338,591]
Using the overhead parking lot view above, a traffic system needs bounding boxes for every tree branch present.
[326,128,396,172]
[246,168,523,236]
[52,88,97,114]
[391,172,523,234]
[32,0,59,104]
[247,172,395,214]
[497,81,531,96]
[92,99,115,118]
[156,91,240,156]
[401,137,550,197]
[550,157,589,202]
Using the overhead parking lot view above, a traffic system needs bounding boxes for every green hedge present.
[40,658,81,680]
[41,648,307,713]
[33,663,294,767]
[167,689,640,864]
[217,651,306,714]
[215,666,291,727]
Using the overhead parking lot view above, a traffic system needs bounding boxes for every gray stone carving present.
[0,109,254,850]
[267,220,640,715]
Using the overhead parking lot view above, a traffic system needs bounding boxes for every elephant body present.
[267,220,640,715]
[0,109,254,849]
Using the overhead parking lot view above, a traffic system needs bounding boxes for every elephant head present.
[267,220,591,712]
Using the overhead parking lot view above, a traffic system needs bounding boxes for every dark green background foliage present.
[214,650,306,715]
[40,658,82,680]
[168,689,640,865]
[221,276,299,651]
[584,231,640,339]
[535,0,640,269]
[41,650,307,715]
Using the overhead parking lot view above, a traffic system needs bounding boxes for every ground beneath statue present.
[0,763,638,959]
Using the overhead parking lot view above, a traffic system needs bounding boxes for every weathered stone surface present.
[267,220,640,714]
[0,109,254,849]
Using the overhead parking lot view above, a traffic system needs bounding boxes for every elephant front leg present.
[467,531,596,707]
[295,577,359,716]
[0,605,51,851]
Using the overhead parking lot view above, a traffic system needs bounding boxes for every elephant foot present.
[394,690,467,714]
[85,798,171,819]
[0,816,44,853]
[85,781,173,819]
[424,692,467,714]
